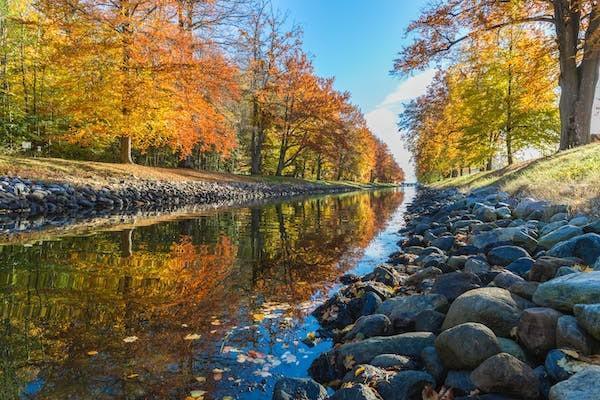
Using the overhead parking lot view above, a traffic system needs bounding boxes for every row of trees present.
[0,0,404,183]
[396,0,600,182]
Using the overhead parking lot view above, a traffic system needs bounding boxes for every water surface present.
[0,189,410,400]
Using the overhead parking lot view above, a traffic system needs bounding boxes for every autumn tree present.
[394,0,600,150]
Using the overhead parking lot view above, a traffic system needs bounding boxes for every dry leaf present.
[184,333,201,340]
[123,336,138,343]
[86,351,98,356]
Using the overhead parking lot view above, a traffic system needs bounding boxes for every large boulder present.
[474,204,497,222]
[414,309,445,334]
[470,227,538,253]
[375,370,435,400]
[335,332,435,373]
[431,235,455,251]
[548,367,600,400]
[574,304,600,340]
[272,378,328,400]
[370,354,418,370]
[431,272,481,301]
[547,233,600,265]
[532,272,600,311]
[363,264,405,287]
[488,246,530,267]
[514,198,549,219]
[376,294,448,328]
[442,287,532,337]
[538,225,584,250]
[405,266,443,286]
[343,314,392,341]
[497,337,528,363]
[435,322,501,369]
[517,307,563,357]
[556,315,597,355]
[471,353,539,400]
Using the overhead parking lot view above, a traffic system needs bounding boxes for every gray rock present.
[414,309,446,334]
[375,370,435,400]
[431,235,455,251]
[442,287,532,337]
[515,198,549,219]
[474,204,497,222]
[556,315,596,355]
[540,219,569,236]
[497,337,528,363]
[488,246,530,267]
[431,272,482,301]
[376,294,448,328]
[405,266,443,286]
[470,227,538,253]
[471,353,539,400]
[344,314,392,341]
[447,255,469,269]
[421,346,446,385]
[505,257,534,277]
[574,304,600,340]
[335,332,436,371]
[272,378,327,400]
[465,258,491,275]
[507,281,538,302]
[445,370,476,395]
[360,292,383,316]
[548,367,600,400]
[517,307,563,357]
[569,215,590,226]
[495,206,512,219]
[532,272,600,311]
[328,384,382,400]
[529,256,580,282]
[539,225,584,250]
[547,233,600,265]
[363,264,404,287]
[534,366,552,399]
[435,322,501,370]
[492,271,525,289]
[583,219,600,234]
[370,354,418,370]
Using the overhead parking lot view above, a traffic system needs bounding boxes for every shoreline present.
[273,186,600,400]
[0,174,394,235]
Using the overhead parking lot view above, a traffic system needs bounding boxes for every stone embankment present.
[0,175,355,222]
[273,187,600,400]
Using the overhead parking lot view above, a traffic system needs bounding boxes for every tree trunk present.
[120,136,133,164]
[316,154,322,180]
[553,0,600,149]
[250,97,263,175]
[486,157,493,171]
[506,131,513,165]
[275,136,287,176]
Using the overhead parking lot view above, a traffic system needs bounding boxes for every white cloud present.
[366,70,435,182]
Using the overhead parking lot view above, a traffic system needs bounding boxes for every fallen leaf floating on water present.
[223,397,234,400]
[126,374,139,379]
[184,333,201,340]
[252,313,265,322]
[189,390,206,399]
[211,319,221,326]
[281,351,297,364]
[123,336,138,343]
[253,370,271,378]
[195,376,206,383]
[86,351,98,356]
[222,346,240,354]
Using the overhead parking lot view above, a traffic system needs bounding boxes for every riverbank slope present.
[0,155,395,221]
[430,142,600,215]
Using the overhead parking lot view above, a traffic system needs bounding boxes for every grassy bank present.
[0,155,396,190]
[430,142,600,215]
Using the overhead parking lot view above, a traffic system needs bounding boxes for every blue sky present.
[272,0,433,181]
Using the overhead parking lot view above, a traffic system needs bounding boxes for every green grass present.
[431,142,600,214]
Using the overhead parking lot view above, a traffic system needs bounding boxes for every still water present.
[0,189,411,400]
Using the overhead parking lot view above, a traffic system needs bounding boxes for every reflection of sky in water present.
[0,189,412,400]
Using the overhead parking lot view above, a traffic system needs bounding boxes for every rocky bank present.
[273,187,600,400]
[0,175,357,233]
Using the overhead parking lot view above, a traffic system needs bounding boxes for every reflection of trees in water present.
[0,190,404,399]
